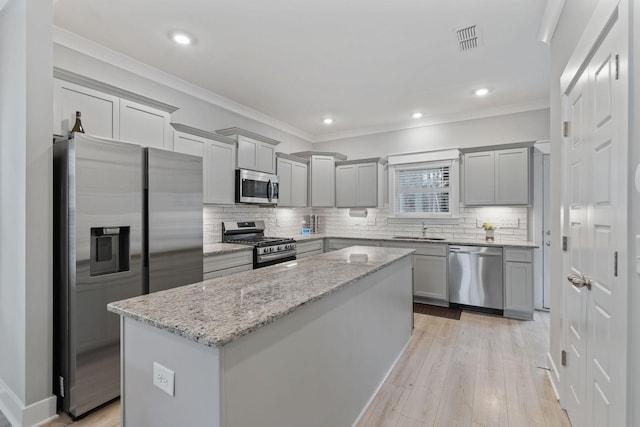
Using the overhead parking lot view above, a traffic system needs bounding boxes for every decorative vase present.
[485,229,494,242]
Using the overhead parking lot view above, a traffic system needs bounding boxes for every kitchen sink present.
[392,236,447,242]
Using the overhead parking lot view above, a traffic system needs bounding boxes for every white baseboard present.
[546,351,561,401]
[0,378,57,427]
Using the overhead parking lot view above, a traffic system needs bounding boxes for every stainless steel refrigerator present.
[53,133,203,417]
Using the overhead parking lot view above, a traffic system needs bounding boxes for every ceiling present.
[53,0,550,142]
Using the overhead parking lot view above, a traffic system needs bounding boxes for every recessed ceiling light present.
[412,112,423,119]
[171,32,193,45]
[474,88,490,96]
[323,118,334,125]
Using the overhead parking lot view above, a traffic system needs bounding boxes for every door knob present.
[567,273,592,291]
[546,241,550,246]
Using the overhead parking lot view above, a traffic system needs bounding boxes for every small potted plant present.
[482,222,496,241]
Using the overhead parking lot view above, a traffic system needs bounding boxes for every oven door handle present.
[257,249,297,263]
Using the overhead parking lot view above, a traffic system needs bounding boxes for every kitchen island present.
[108,246,414,427]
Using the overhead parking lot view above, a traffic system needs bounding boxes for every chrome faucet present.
[421,221,428,237]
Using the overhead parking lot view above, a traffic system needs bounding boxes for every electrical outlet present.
[153,362,175,396]
[500,218,519,229]
[476,218,485,228]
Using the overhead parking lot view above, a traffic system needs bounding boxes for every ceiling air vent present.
[457,25,479,51]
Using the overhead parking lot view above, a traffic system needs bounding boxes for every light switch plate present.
[153,362,175,396]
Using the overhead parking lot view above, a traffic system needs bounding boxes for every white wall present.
[0,0,56,425]
[547,0,599,398]
[313,109,550,158]
[53,44,313,154]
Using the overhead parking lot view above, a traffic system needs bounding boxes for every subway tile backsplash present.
[203,204,529,243]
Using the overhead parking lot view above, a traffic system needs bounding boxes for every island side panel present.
[121,317,221,427]
[220,256,413,427]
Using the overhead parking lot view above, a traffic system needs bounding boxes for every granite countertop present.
[203,242,253,256]
[294,233,538,248]
[108,246,414,348]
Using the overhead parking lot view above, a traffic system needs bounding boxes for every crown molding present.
[53,26,314,142]
[537,0,566,43]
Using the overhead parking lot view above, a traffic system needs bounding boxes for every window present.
[388,151,460,219]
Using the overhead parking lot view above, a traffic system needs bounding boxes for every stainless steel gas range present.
[222,220,296,268]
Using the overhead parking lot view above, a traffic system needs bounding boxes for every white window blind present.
[389,159,460,219]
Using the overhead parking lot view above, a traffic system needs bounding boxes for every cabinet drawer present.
[204,250,252,273]
[504,248,533,263]
[296,240,324,254]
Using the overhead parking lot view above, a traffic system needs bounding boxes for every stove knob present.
[268,247,274,253]
[277,245,283,251]
[287,244,293,250]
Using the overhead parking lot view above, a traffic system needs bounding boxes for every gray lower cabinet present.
[203,250,253,280]
[381,240,448,306]
[296,239,324,259]
[504,248,534,319]
[413,255,448,303]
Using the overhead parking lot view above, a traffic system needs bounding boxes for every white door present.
[562,11,627,427]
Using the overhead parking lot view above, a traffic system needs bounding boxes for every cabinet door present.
[277,158,293,206]
[237,135,258,171]
[120,99,171,150]
[356,163,377,207]
[173,132,204,157]
[291,162,308,207]
[311,156,335,207]
[257,142,276,174]
[464,151,495,205]
[413,255,448,301]
[504,261,534,318]
[335,165,357,207]
[495,148,530,205]
[53,79,119,138]
[205,140,236,205]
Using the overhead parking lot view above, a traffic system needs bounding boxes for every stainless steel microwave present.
[235,169,279,204]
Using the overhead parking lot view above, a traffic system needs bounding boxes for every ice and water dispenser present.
[89,226,131,276]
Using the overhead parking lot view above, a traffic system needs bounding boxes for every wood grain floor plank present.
[358,383,410,427]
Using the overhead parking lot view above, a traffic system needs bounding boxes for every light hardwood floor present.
[357,310,571,427]
[43,310,570,427]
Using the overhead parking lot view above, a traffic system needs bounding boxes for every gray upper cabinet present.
[53,79,120,139]
[216,128,280,174]
[119,99,172,150]
[172,124,237,205]
[310,155,336,207]
[495,148,530,204]
[335,159,386,208]
[463,151,495,205]
[276,154,308,207]
[463,147,530,206]
[53,78,174,150]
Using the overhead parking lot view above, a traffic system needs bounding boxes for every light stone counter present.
[108,245,413,348]
[203,242,252,256]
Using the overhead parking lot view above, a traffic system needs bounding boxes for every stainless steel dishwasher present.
[448,245,503,313]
